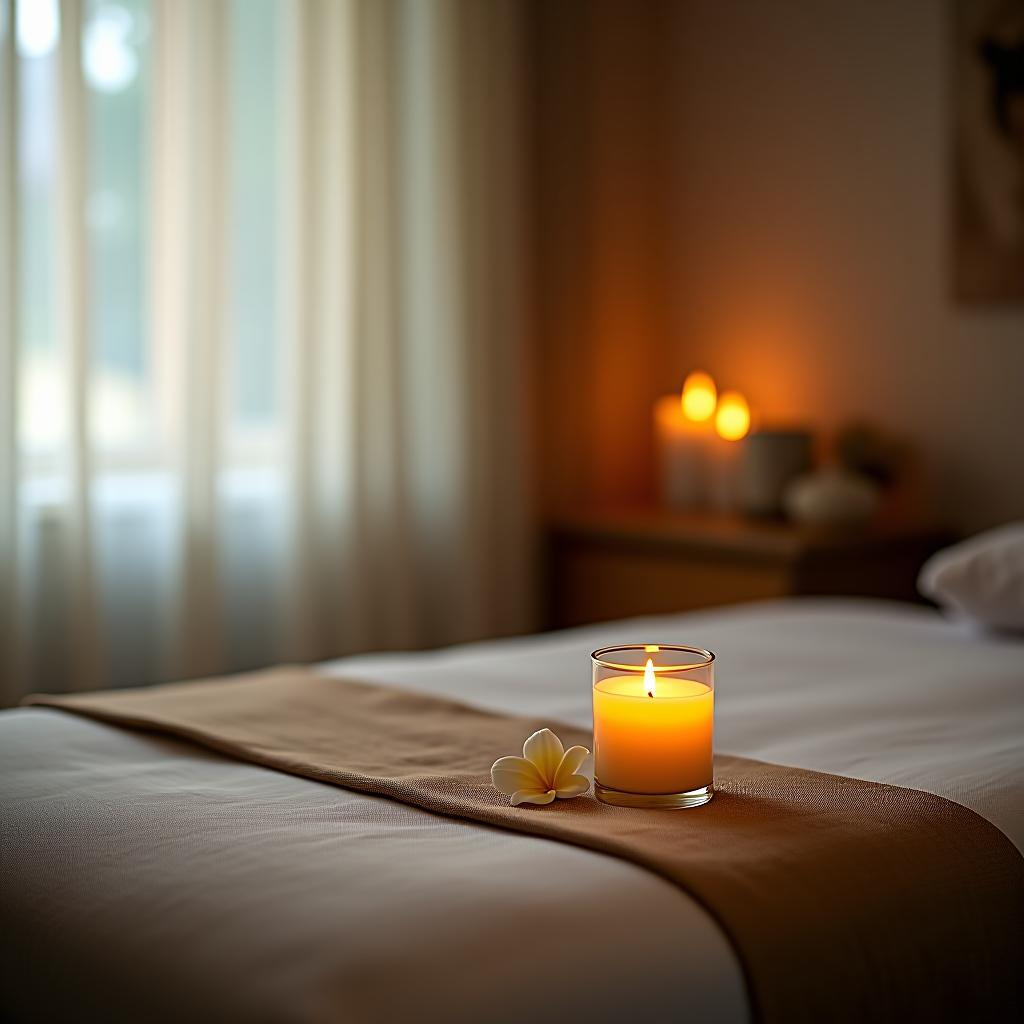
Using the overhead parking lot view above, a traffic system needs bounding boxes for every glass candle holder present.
[592,644,714,809]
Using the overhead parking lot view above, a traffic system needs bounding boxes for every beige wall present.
[531,0,673,511]
[530,1,1023,530]
[669,1,1024,530]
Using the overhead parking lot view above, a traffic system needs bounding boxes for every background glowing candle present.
[654,371,718,509]
[707,388,751,511]
[592,644,714,809]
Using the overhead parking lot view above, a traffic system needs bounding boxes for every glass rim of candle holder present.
[591,643,715,674]
[592,644,714,810]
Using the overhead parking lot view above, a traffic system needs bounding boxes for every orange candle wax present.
[593,664,713,795]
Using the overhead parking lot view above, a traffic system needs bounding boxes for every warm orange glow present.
[644,657,656,698]
[593,674,714,794]
[715,390,750,441]
[681,371,717,422]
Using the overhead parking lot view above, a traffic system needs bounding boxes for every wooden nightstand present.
[545,508,952,629]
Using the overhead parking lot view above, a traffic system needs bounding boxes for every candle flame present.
[715,390,750,441]
[644,657,656,698]
[681,371,717,422]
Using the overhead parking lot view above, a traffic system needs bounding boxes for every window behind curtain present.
[16,0,281,472]
[12,0,286,689]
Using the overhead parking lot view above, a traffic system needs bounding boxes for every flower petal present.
[555,774,591,799]
[511,789,557,806]
[491,755,544,797]
[554,745,590,789]
[522,728,564,785]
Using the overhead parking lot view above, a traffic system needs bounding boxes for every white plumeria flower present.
[491,728,591,806]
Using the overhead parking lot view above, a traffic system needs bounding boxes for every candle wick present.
[647,690,653,699]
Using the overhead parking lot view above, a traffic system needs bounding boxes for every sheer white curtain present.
[0,0,533,706]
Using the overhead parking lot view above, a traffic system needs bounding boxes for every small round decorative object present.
[783,467,881,526]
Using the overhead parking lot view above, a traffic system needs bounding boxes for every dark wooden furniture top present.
[545,508,952,629]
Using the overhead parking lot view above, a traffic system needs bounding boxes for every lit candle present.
[707,389,751,512]
[654,371,717,509]
[592,644,714,809]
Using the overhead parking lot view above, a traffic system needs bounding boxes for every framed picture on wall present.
[954,0,1024,302]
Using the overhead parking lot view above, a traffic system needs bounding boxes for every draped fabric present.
[0,0,534,706]
[23,667,1024,1024]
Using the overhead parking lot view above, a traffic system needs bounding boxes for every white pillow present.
[918,522,1024,631]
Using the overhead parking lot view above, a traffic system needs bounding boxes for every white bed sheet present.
[2,598,1022,1023]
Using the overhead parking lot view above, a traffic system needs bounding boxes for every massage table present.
[2,598,1022,1021]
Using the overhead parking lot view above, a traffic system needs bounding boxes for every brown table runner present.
[26,667,1024,1023]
